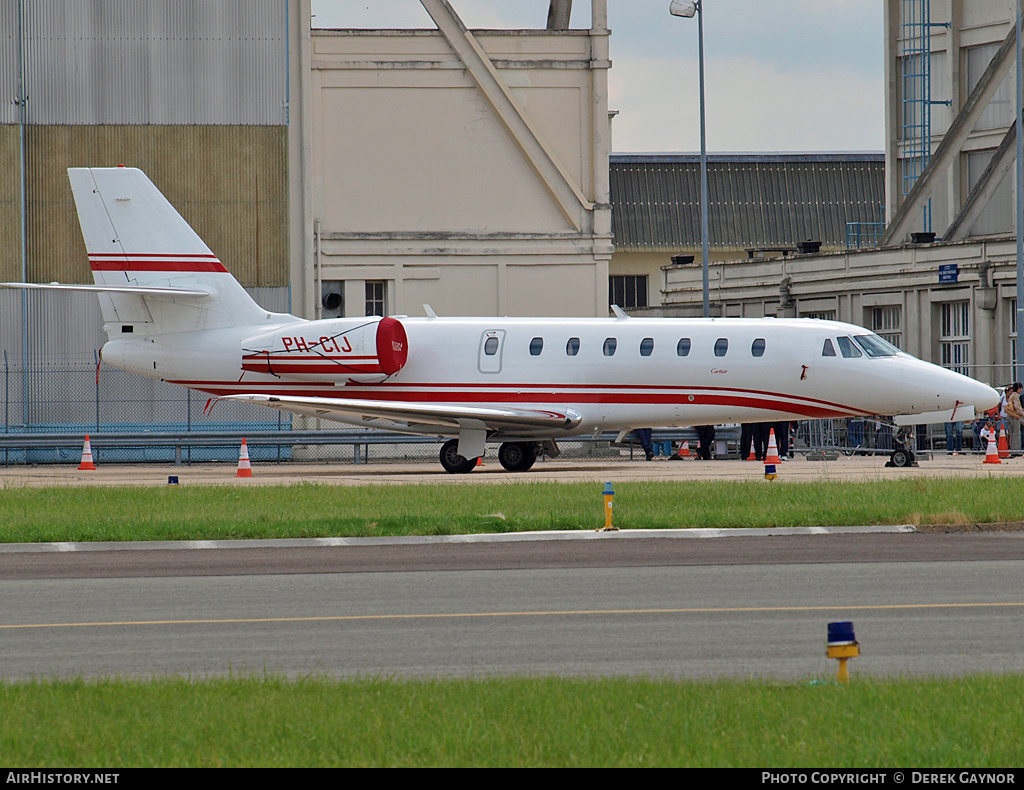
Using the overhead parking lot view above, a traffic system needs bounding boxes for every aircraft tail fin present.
[68,166,291,338]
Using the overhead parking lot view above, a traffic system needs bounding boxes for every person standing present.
[695,425,716,460]
[632,428,655,461]
[1006,383,1024,454]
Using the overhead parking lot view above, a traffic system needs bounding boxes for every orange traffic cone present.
[983,433,1001,464]
[680,440,691,458]
[78,435,97,470]
[747,445,757,461]
[236,438,253,477]
[997,422,1010,459]
[764,429,780,480]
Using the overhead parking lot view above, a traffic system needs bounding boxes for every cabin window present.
[484,337,499,356]
[751,338,766,357]
[822,338,836,356]
[603,338,617,356]
[714,338,728,357]
[529,337,544,356]
[837,336,862,358]
[677,338,691,357]
[640,337,654,356]
[566,337,580,356]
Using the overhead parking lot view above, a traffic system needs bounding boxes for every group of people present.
[631,421,792,461]
[971,381,1024,454]
[739,422,792,462]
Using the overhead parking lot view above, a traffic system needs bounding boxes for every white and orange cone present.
[236,438,253,477]
[983,433,1002,465]
[78,435,97,471]
[680,440,691,458]
[998,423,1010,459]
[764,428,780,480]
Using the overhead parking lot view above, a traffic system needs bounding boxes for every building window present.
[365,281,386,316]
[940,301,971,376]
[803,310,836,321]
[609,275,648,310]
[870,305,902,349]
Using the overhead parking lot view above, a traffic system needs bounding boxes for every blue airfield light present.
[826,621,860,682]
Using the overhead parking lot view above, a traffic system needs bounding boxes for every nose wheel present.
[886,426,917,467]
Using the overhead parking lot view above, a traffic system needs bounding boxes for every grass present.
[0,477,1021,543]
[1,674,1021,767]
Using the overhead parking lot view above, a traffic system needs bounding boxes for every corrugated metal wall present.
[0,1,291,435]
[0,0,287,125]
[610,154,885,252]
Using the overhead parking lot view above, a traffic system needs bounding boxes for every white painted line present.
[0,524,917,554]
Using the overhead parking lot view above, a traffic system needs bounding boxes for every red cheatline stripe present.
[88,254,226,273]
[172,381,866,418]
[175,379,868,415]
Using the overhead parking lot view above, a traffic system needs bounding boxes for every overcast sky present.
[311,1,885,154]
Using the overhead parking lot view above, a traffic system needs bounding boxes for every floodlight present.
[669,0,697,18]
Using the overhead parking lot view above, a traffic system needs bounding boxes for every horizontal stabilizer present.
[0,282,211,298]
[225,394,583,433]
[894,404,976,426]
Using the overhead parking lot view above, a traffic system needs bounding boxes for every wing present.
[0,282,211,298]
[225,394,583,435]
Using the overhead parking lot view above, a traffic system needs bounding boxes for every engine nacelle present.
[241,316,408,383]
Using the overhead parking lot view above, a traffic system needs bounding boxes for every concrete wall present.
[295,2,612,320]
[885,0,1017,242]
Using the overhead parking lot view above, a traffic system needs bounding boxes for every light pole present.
[670,0,710,318]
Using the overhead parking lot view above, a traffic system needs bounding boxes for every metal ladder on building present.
[900,0,950,235]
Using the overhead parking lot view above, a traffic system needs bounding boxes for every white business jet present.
[2,168,999,472]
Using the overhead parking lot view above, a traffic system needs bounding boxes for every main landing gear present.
[497,441,538,472]
[439,439,478,474]
[438,439,539,473]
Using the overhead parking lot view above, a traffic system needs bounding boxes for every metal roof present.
[610,153,885,251]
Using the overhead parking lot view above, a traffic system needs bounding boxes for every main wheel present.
[439,439,478,474]
[498,441,538,472]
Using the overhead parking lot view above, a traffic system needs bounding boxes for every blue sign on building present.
[938,263,958,284]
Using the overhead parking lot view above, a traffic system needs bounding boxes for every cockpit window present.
[822,338,836,357]
[836,336,862,358]
[853,334,899,357]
